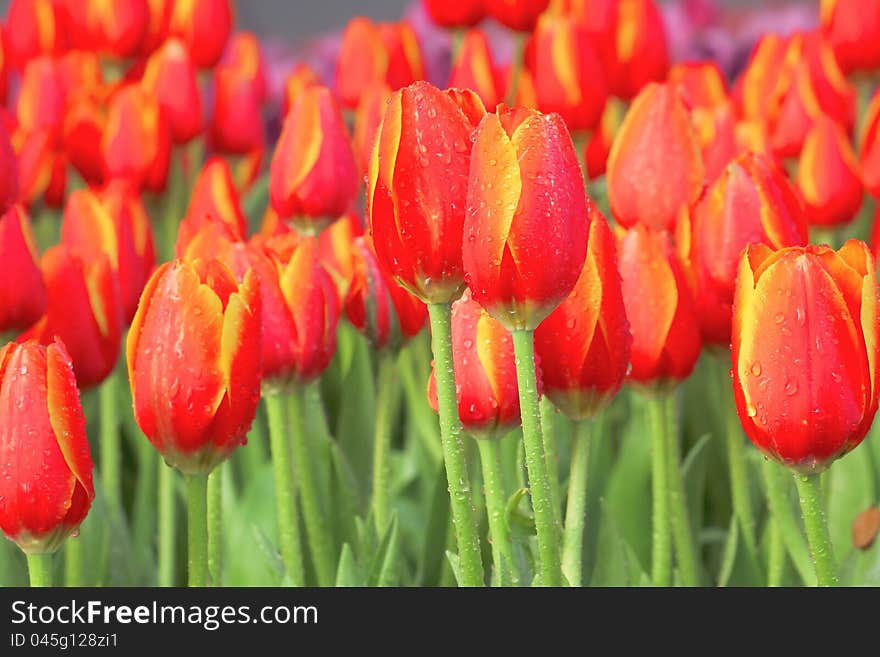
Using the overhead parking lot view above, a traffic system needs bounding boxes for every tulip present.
[269,87,358,233]
[0,119,18,217]
[16,57,66,138]
[732,240,880,585]
[352,83,392,176]
[859,88,880,198]
[367,81,482,305]
[485,0,549,31]
[530,12,607,132]
[619,224,701,386]
[140,0,172,55]
[677,152,808,346]
[61,0,148,58]
[177,157,248,251]
[281,63,320,117]
[167,0,232,68]
[534,206,630,420]
[127,258,261,474]
[691,101,738,184]
[0,206,46,333]
[820,0,880,74]
[63,94,107,187]
[224,32,268,104]
[5,0,64,70]
[584,97,623,180]
[317,210,363,297]
[13,127,66,209]
[0,339,94,569]
[449,30,504,112]
[606,82,705,231]
[210,66,264,155]
[422,0,485,28]
[22,245,122,389]
[345,236,426,351]
[796,116,862,227]
[463,105,589,331]
[605,0,669,100]
[141,37,202,144]
[736,34,790,125]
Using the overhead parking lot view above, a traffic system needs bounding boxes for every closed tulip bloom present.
[0,206,46,333]
[668,61,728,111]
[100,180,156,291]
[367,81,481,304]
[224,32,267,104]
[449,30,504,112]
[531,12,607,132]
[269,87,358,233]
[606,82,705,231]
[606,0,669,100]
[353,83,392,176]
[485,0,549,31]
[141,38,202,144]
[102,85,171,189]
[796,116,862,227]
[210,66,264,155]
[677,152,808,346]
[281,63,320,117]
[140,0,171,55]
[167,0,232,68]
[317,210,363,297]
[0,339,94,554]
[691,101,738,184]
[821,0,880,74]
[62,0,148,58]
[534,206,631,419]
[859,88,880,197]
[16,57,66,138]
[22,246,122,389]
[736,34,790,125]
[127,258,261,474]
[0,119,18,215]
[732,241,880,472]
[345,236,427,350]
[177,157,247,251]
[619,224,701,386]
[584,98,623,180]
[423,0,485,27]
[63,95,107,187]
[428,288,522,435]
[5,0,64,70]
[464,105,589,331]
[13,128,65,209]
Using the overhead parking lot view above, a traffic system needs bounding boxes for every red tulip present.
[821,0,880,74]
[178,157,247,251]
[427,288,523,435]
[210,65,264,155]
[449,30,504,112]
[127,258,261,473]
[367,81,482,304]
[12,127,65,209]
[269,87,358,233]
[281,63,320,117]
[317,210,364,297]
[22,245,122,388]
[167,0,232,68]
[61,0,148,58]
[5,0,65,70]
[606,82,705,231]
[485,0,550,32]
[859,87,880,198]
[605,0,669,100]
[534,205,631,419]
[0,206,46,333]
[352,82,392,176]
[584,98,623,180]
[63,94,107,187]
[464,104,589,331]
[619,224,701,386]
[345,236,427,350]
[732,241,880,472]
[141,37,202,144]
[0,116,18,214]
[140,0,172,55]
[224,32,267,104]
[422,0,485,28]
[0,338,94,554]
[16,57,66,139]
[677,152,808,346]
[668,61,728,111]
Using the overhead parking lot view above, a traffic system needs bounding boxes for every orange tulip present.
[0,206,46,333]
[210,65,264,155]
[167,0,232,68]
[5,0,65,70]
[605,0,669,100]
[859,87,880,198]
[141,37,202,144]
[281,63,320,117]
[821,0,880,74]
[485,0,550,32]
[178,157,247,251]
[449,29,504,112]
[352,82,392,176]
[61,0,148,58]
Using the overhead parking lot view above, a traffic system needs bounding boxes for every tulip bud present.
[796,116,862,227]
[210,66,264,155]
[677,152,808,346]
[606,0,669,100]
[485,0,549,32]
[63,94,107,187]
[140,0,172,55]
[127,258,261,474]
[859,88,880,198]
[428,288,523,436]
[318,210,364,296]
[16,57,66,138]
[61,0,148,58]
[422,0,485,28]
[449,30,504,112]
[0,339,94,554]
[13,127,65,209]
[606,82,705,231]
[269,87,358,233]
[731,241,880,472]
[353,82,392,176]
[167,0,232,68]
[0,118,18,215]
[177,157,247,251]
[281,63,320,117]
[530,12,607,132]
[584,97,623,179]
[668,61,728,111]
[619,224,701,387]
[141,38,202,144]
[0,206,46,333]
[534,206,631,419]
[367,81,479,304]
[464,104,589,331]
[691,101,738,184]
[224,32,267,104]
[821,0,880,74]
[22,246,122,388]
[345,236,427,350]
[5,0,64,70]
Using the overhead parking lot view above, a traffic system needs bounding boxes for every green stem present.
[511,329,562,587]
[372,350,398,533]
[99,371,121,515]
[64,537,84,586]
[131,438,157,562]
[185,473,209,587]
[793,473,838,587]
[561,420,591,587]
[663,393,700,586]
[289,386,336,587]
[767,516,785,587]
[265,393,305,587]
[427,303,485,587]
[476,437,516,586]
[157,461,176,587]
[27,553,53,588]
[540,396,562,526]
[646,395,671,587]
[161,148,188,261]
[505,32,527,107]
[207,466,223,585]
[761,459,816,585]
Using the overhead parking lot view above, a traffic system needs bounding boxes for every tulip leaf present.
[0,538,27,586]
[329,441,360,550]
[589,502,648,586]
[418,463,451,586]
[839,523,880,586]
[368,516,401,587]
[826,446,876,563]
[242,172,270,235]
[717,516,763,586]
[335,543,362,587]
[445,550,463,587]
